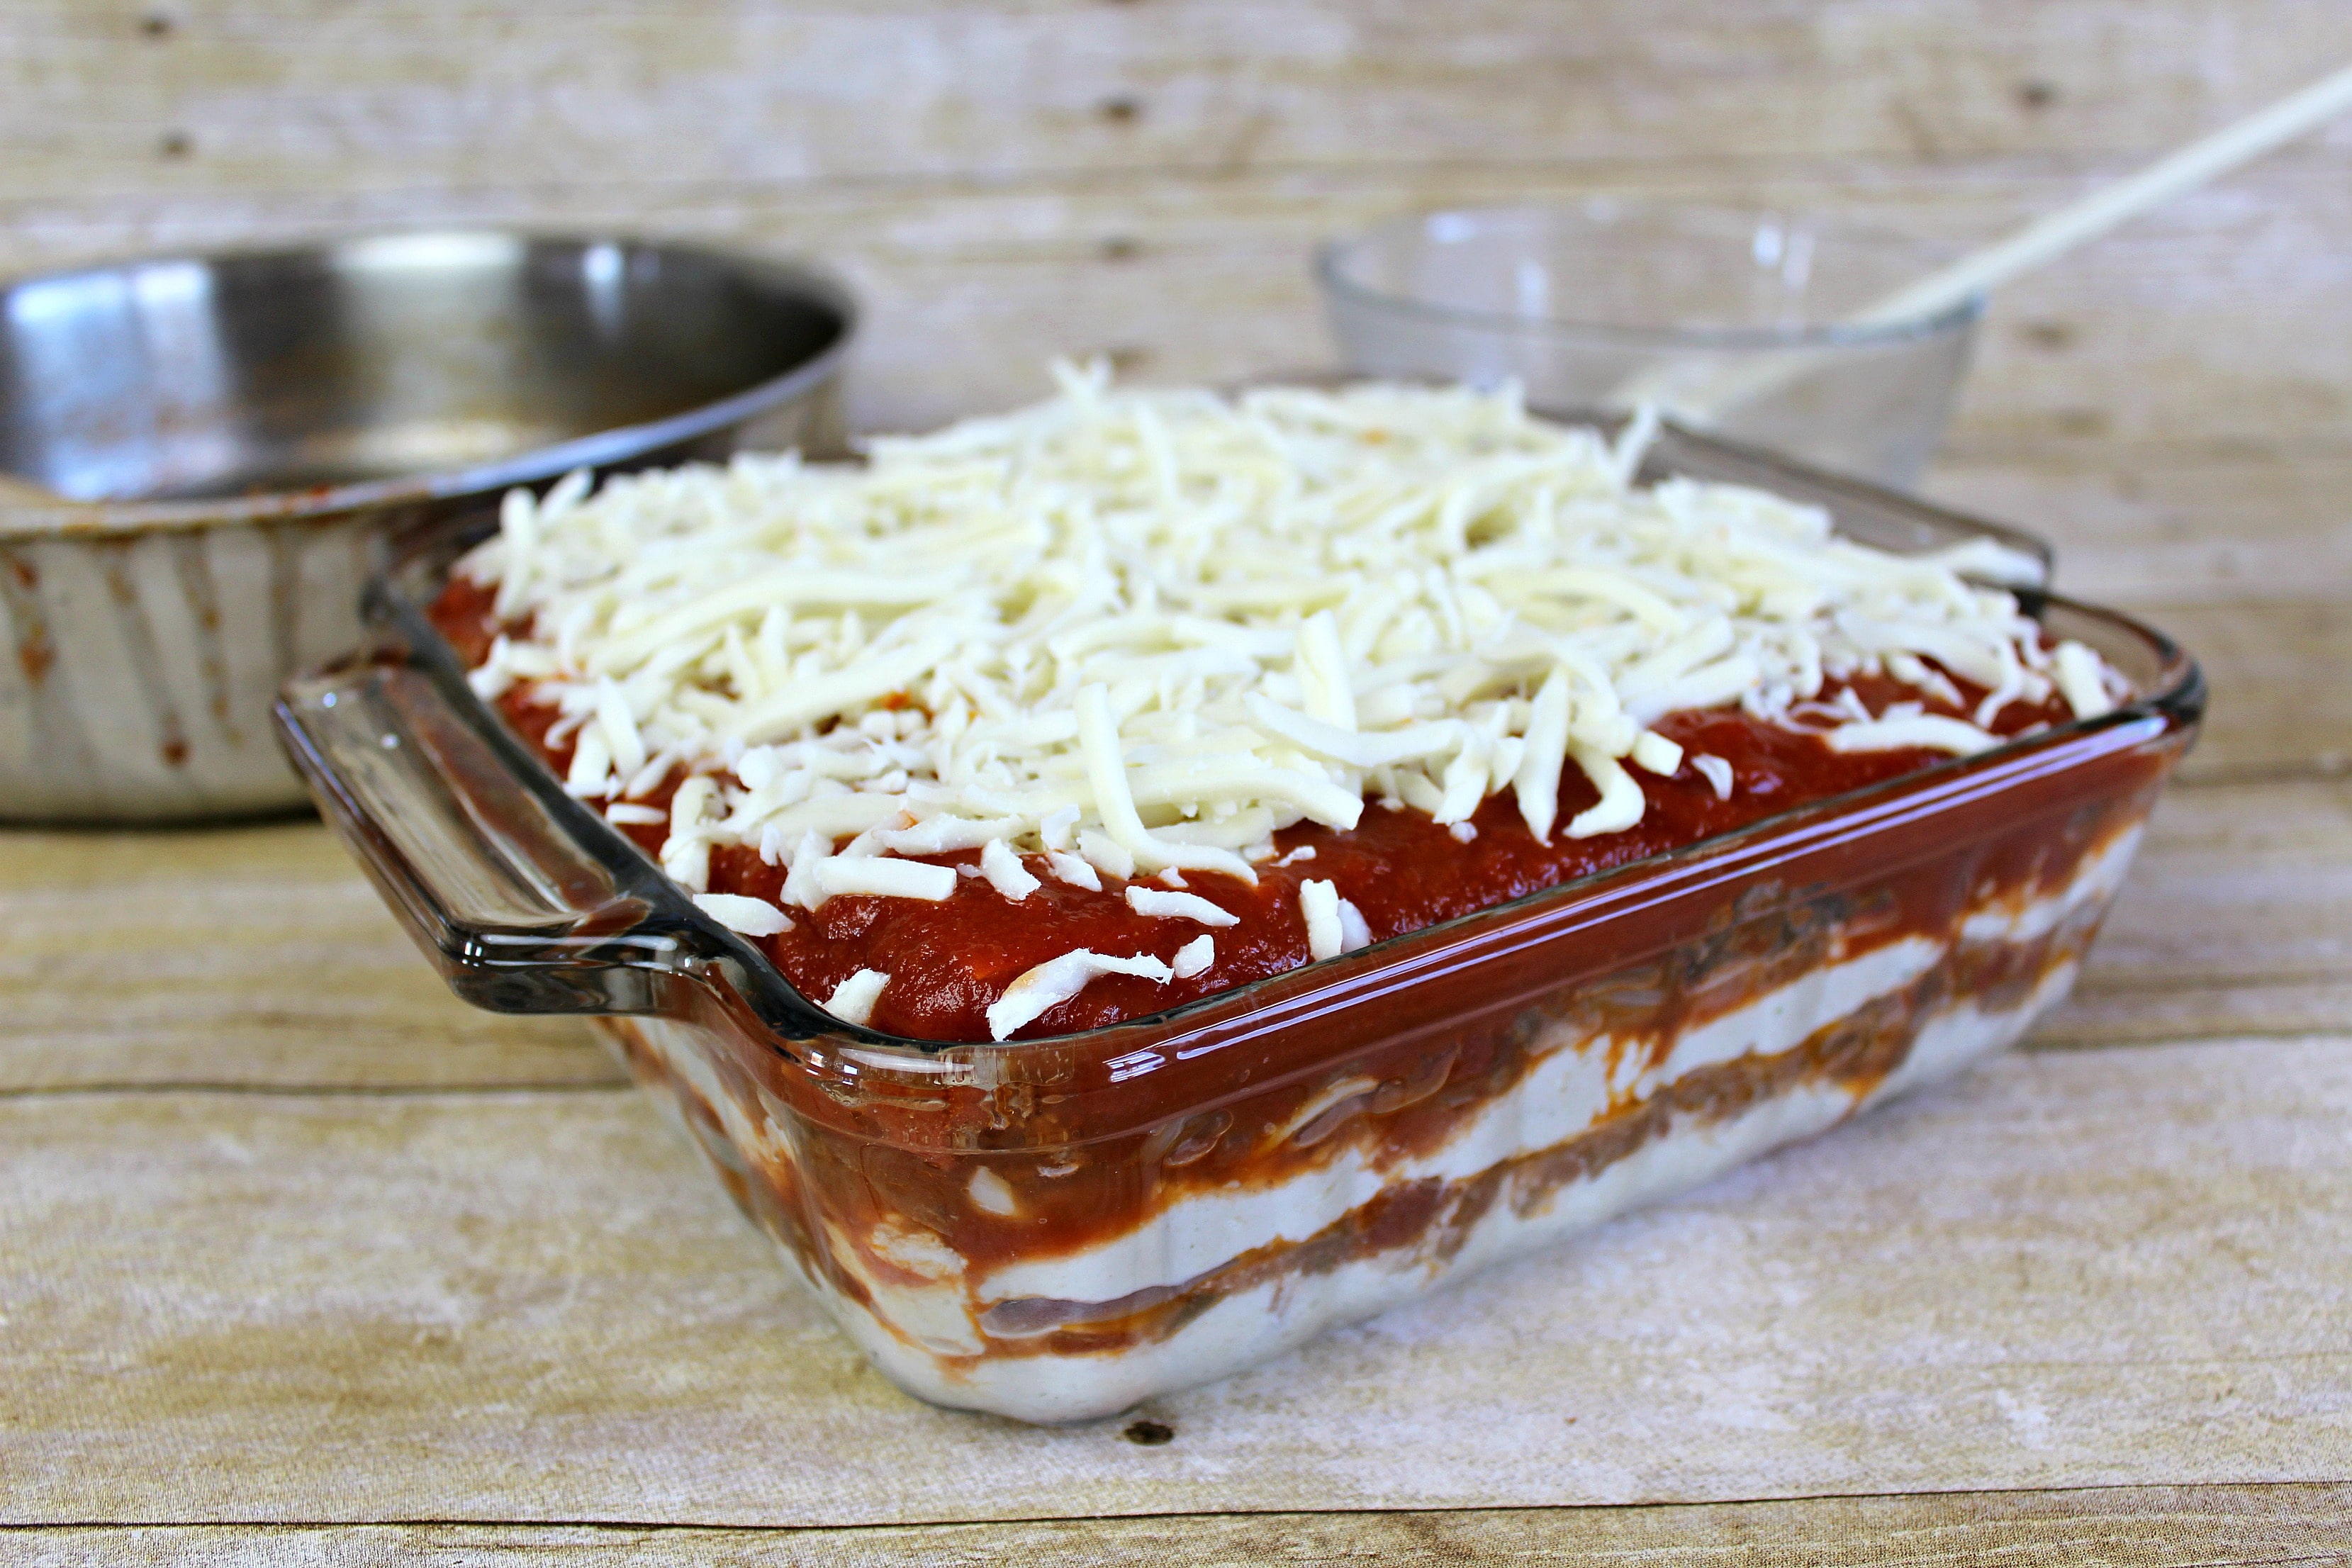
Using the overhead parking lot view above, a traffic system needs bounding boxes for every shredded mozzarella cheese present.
[1825,710,2003,756]
[1299,878,1371,961]
[1690,753,1735,801]
[459,367,2107,935]
[1338,895,1373,953]
[693,892,792,937]
[1124,885,1241,927]
[2053,639,2116,721]
[1046,850,1102,891]
[985,948,1175,1040]
[824,968,890,1027]
[811,857,957,905]
[978,837,1041,902]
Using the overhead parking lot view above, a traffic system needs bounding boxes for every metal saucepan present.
[0,230,855,822]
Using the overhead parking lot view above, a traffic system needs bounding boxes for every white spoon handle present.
[1847,58,2352,331]
[1639,60,2352,425]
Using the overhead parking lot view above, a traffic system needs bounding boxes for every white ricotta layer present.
[975,934,1944,1308]
[847,991,2044,1423]
[1651,934,1943,1087]
[1866,957,2078,1109]
[599,814,2139,1423]
[1959,822,2143,945]
[807,1082,1854,1421]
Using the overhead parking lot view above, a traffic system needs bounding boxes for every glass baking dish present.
[274,421,2202,1423]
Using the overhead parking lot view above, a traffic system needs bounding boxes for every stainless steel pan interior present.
[0,230,855,821]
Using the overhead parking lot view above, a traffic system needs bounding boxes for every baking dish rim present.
[312,416,2205,1062]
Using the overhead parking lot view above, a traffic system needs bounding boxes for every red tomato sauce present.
[431,573,2075,1043]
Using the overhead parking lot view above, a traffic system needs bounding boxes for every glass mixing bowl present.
[1317,203,1982,488]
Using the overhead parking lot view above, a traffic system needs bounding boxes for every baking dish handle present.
[274,656,704,1017]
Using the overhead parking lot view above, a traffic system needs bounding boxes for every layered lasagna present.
[427,371,2161,1419]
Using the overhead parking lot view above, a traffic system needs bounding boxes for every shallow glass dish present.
[1318,203,1981,488]
[275,423,2200,1424]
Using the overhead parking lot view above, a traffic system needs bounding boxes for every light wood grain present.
[9,1,2349,192]
[4,157,2346,455]
[1,5,2345,454]
[3,1,2346,1552]
[0,822,612,1092]
[1930,448,2352,607]
[13,1484,2352,1565]
[5,1039,2347,1527]
[2159,602,2352,785]
[2037,778,2352,1046]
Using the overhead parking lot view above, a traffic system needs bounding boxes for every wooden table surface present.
[6,4,2352,1560]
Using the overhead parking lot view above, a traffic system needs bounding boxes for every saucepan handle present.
[274,656,695,1017]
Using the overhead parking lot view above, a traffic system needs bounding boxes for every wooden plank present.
[2161,601,2352,785]
[1927,449,2352,609]
[11,1484,2352,1564]
[4,1,2347,194]
[2042,979,2352,1051]
[827,156,2352,452]
[0,157,2343,455]
[0,1,2336,1547]
[5,1039,2348,1525]
[2033,778,2352,1048]
[0,822,615,1092]
[0,11,2345,460]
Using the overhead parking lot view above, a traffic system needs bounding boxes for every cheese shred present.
[458,367,2112,948]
